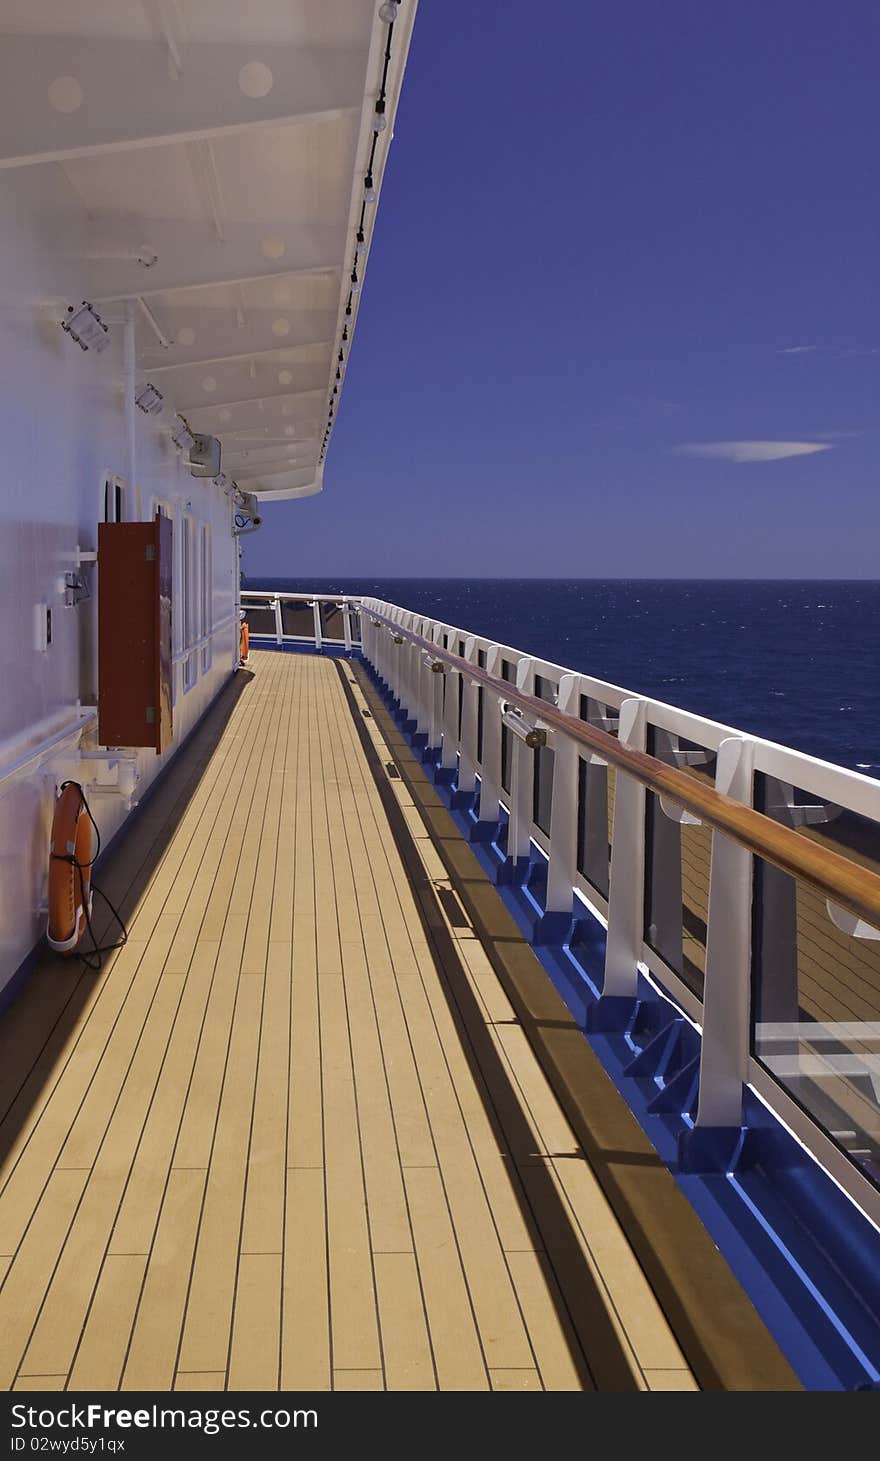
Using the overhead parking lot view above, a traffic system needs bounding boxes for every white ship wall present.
[0,165,239,986]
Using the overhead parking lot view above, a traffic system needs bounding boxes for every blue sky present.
[244,1,879,579]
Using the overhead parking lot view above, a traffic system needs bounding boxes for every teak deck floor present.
[0,651,696,1392]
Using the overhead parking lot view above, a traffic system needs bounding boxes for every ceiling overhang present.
[0,0,418,500]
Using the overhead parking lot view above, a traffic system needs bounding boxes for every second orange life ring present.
[239,619,249,664]
[46,782,94,955]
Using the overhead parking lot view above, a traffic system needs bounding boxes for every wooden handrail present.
[367,607,880,932]
[240,591,363,604]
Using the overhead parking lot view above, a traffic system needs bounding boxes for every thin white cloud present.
[675,440,834,463]
[777,344,880,357]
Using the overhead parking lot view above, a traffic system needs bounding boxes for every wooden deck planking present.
[0,658,275,1218]
[0,650,702,1392]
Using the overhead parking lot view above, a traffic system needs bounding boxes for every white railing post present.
[341,601,352,652]
[545,673,581,913]
[602,697,648,998]
[390,612,405,706]
[476,644,504,825]
[427,623,446,753]
[273,596,283,646]
[507,656,536,863]
[414,619,431,736]
[457,635,479,793]
[401,611,417,721]
[695,736,756,1128]
[377,607,388,692]
[440,630,461,772]
[361,607,373,669]
[391,608,404,708]
[311,600,323,651]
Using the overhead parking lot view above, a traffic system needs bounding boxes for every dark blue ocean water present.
[243,578,880,776]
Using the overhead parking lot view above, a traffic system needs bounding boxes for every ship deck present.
[0,649,788,1392]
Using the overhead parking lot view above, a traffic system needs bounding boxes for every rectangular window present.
[181,514,196,691]
[200,523,212,674]
[103,475,124,523]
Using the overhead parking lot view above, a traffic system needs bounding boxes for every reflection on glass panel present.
[279,600,314,638]
[575,696,617,900]
[349,607,362,644]
[643,727,717,998]
[532,675,556,836]
[500,659,514,793]
[753,775,880,1187]
[242,602,276,637]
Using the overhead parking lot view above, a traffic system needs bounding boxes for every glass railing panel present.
[320,602,346,642]
[532,674,557,836]
[500,658,515,794]
[752,774,880,1187]
[643,726,717,999]
[575,695,618,901]
[242,601,276,637]
[279,600,314,639]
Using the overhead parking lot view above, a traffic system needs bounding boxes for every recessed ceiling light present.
[177,327,196,346]
[238,61,274,99]
[272,318,291,337]
[278,369,293,385]
[219,408,231,422]
[261,236,286,260]
[48,76,84,113]
[202,376,217,392]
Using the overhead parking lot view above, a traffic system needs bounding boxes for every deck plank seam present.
[274,654,304,1389]
[332,668,550,1389]
[64,666,282,1389]
[113,660,284,1387]
[321,675,470,1392]
[170,657,294,1388]
[314,669,387,1390]
[318,670,437,1391]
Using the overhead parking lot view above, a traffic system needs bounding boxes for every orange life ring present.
[47,782,94,955]
[239,619,249,664]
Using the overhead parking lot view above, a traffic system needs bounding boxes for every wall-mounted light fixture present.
[135,382,164,415]
[62,301,110,353]
[189,434,221,478]
[171,415,195,452]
